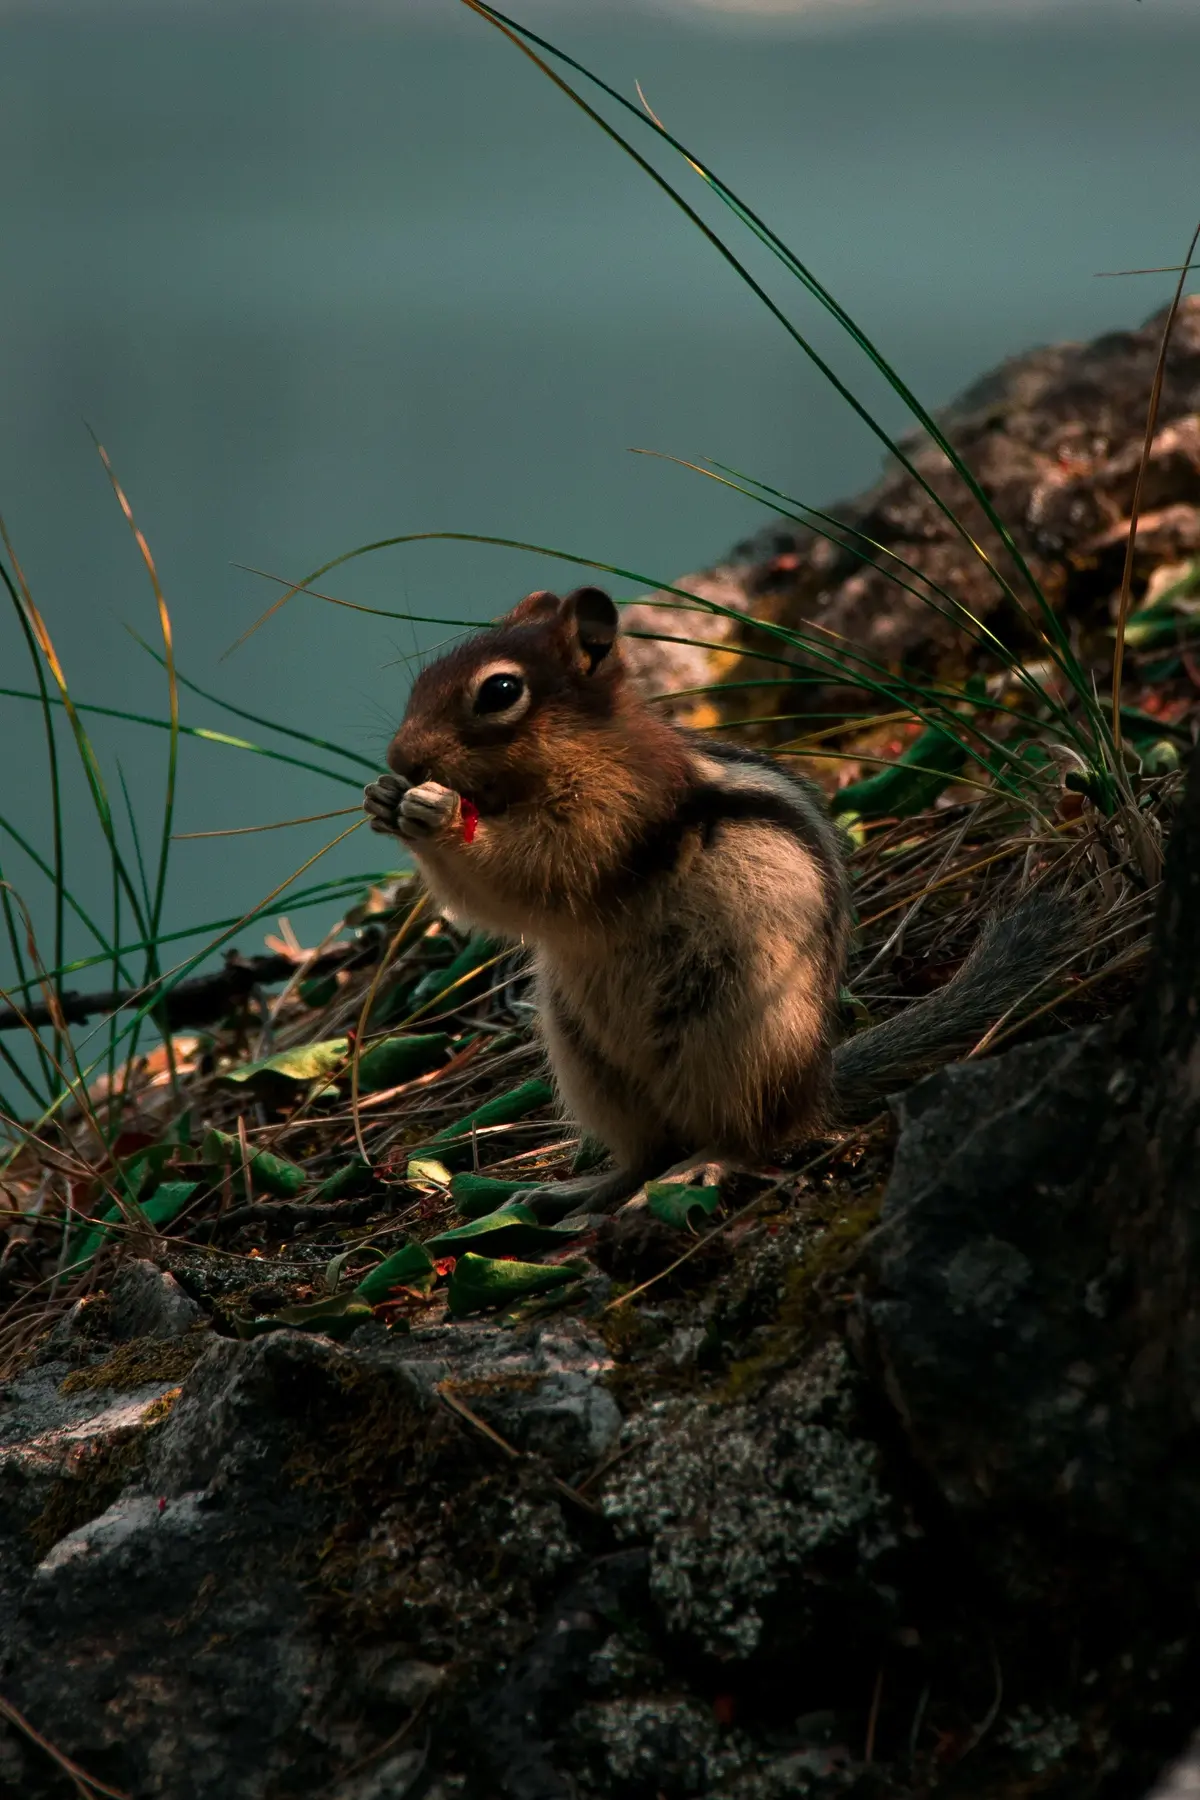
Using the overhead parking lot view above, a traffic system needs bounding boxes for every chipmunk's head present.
[387,587,630,813]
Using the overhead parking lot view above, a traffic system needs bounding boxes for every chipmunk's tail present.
[830,892,1076,1121]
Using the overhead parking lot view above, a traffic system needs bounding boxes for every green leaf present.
[234,1292,375,1340]
[1142,740,1182,777]
[572,1136,609,1174]
[143,1180,201,1226]
[1118,559,1200,646]
[224,1031,449,1094]
[446,1252,586,1317]
[298,974,338,1009]
[65,1178,201,1272]
[405,933,502,1015]
[449,1172,530,1218]
[325,1244,383,1292]
[354,1241,437,1304]
[830,725,967,819]
[355,1032,450,1091]
[427,1079,555,1171]
[426,1204,585,1260]
[314,1157,373,1202]
[406,1157,453,1188]
[114,1139,188,1202]
[201,1128,306,1197]
[224,1038,350,1085]
[645,1182,722,1231]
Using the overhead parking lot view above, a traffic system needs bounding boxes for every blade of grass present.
[225,522,1028,790]
[0,884,156,1236]
[174,807,361,839]
[0,555,150,951]
[626,619,1048,809]
[0,840,50,1023]
[124,625,381,772]
[217,529,1035,796]
[22,868,409,990]
[107,809,121,1104]
[0,1018,53,1112]
[0,817,369,1175]
[0,809,135,980]
[0,549,66,1086]
[463,4,1088,696]
[92,438,178,945]
[673,452,1089,749]
[0,688,365,789]
[233,560,486,638]
[115,763,154,922]
[92,442,178,1091]
[0,1690,130,1800]
[1110,217,1200,750]
[54,820,371,1112]
[349,893,432,1164]
[91,443,186,1106]
[632,449,1085,775]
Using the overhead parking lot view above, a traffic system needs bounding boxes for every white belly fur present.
[535,820,837,1164]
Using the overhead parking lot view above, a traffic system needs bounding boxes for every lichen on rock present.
[601,1341,901,1663]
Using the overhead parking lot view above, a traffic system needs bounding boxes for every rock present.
[34,1488,209,1576]
[620,565,755,718]
[0,1351,183,1553]
[562,1696,863,1799]
[567,1694,727,1798]
[390,1315,623,1471]
[858,1025,1125,1549]
[329,1750,429,1800]
[860,732,1200,1607]
[108,1257,203,1340]
[468,1551,650,1800]
[601,1341,902,1665]
[622,298,1200,730]
[0,1315,632,1798]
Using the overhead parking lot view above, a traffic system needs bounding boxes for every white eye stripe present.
[469,661,532,723]
[471,660,527,693]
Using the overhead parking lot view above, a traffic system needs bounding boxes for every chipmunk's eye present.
[474,672,526,715]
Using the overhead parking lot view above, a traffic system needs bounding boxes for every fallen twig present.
[0,941,366,1035]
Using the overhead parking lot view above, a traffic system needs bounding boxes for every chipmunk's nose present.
[385,727,432,788]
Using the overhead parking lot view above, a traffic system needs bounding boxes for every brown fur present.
[381,587,849,1175]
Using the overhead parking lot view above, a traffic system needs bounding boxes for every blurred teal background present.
[0,1,1198,994]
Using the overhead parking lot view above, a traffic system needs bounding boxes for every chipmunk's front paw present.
[363,772,410,837]
[396,780,461,842]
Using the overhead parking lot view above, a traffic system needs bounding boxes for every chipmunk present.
[365,586,1069,1219]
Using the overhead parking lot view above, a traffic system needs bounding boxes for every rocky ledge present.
[624,297,1200,726]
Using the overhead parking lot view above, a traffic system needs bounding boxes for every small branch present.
[0,942,366,1036]
[0,1690,129,1800]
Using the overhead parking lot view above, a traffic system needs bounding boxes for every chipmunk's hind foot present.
[512,1151,728,1225]
[511,1166,647,1224]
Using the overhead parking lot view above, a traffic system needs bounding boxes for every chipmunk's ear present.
[500,589,562,627]
[561,587,619,674]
